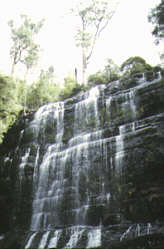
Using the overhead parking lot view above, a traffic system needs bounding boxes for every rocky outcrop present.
[0,73,164,249]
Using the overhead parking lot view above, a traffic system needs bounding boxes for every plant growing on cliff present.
[104,58,120,79]
[72,0,117,84]
[8,14,44,76]
[120,56,152,77]
[59,74,83,99]
[88,71,109,86]
[88,58,120,86]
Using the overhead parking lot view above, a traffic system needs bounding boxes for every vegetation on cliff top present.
[0,55,163,143]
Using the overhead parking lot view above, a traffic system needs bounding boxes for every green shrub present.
[59,76,84,99]
[88,59,120,87]
[26,80,61,110]
[88,71,108,86]
[120,56,153,77]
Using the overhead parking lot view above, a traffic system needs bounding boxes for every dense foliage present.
[120,56,152,76]
[148,0,164,43]
[0,74,22,143]
[0,55,162,144]
[25,67,61,110]
[59,76,84,100]
[88,58,120,86]
[0,72,83,142]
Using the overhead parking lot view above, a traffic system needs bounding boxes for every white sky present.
[0,0,162,82]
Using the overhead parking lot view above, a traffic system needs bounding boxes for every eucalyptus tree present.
[72,0,117,84]
[148,0,164,44]
[148,1,164,64]
[8,14,44,76]
[22,43,40,79]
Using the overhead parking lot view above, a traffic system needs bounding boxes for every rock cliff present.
[0,73,164,249]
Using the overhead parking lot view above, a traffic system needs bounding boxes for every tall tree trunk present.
[82,48,88,85]
[23,84,27,115]
[11,63,15,76]
[24,67,29,81]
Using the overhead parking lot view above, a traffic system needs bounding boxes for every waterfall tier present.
[0,77,164,249]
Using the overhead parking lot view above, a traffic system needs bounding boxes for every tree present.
[148,1,164,65]
[0,74,22,142]
[88,58,120,86]
[22,43,40,79]
[72,0,117,84]
[104,58,120,80]
[8,14,44,76]
[148,1,164,44]
[39,65,55,82]
[25,66,61,110]
[120,56,152,76]
[59,72,83,99]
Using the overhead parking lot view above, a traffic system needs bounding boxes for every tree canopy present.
[0,74,22,142]
[88,58,120,86]
[148,1,164,43]
[8,15,44,76]
[120,56,152,75]
[72,0,117,84]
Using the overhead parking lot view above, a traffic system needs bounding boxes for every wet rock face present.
[0,75,164,249]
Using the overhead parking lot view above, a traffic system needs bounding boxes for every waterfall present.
[136,224,141,236]
[25,85,109,248]
[115,125,125,172]
[120,223,153,241]
[115,87,137,172]
[25,232,37,249]
[25,83,142,248]
[38,231,50,249]
[120,225,133,241]
[19,148,31,181]
[106,96,112,122]
[147,223,152,235]
[14,74,163,249]
[121,89,137,120]
[157,71,162,80]
[86,228,101,248]
[30,102,65,231]
[65,227,85,248]
[74,85,101,134]
[47,230,62,248]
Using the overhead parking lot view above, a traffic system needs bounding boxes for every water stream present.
[21,77,162,248]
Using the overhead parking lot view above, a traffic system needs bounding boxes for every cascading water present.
[114,87,137,172]
[24,86,110,249]
[30,102,65,231]
[3,73,163,249]
[115,125,125,172]
[120,223,153,241]
[121,89,137,120]
[19,148,31,181]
